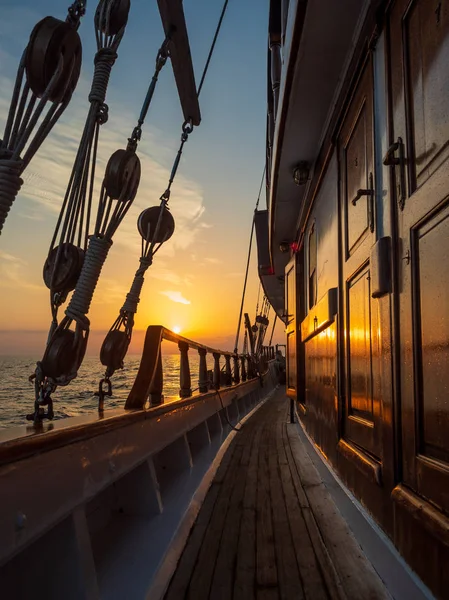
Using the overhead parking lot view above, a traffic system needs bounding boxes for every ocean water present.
[0,354,201,429]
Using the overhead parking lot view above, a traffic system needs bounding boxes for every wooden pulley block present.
[100,329,129,371]
[25,16,82,103]
[104,149,141,201]
[43,242,84,293]
[138,205,175,243]
[95,0,131,35]
[41,328,79,380]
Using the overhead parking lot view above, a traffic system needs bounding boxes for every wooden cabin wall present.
[299,152,339,462]
[287,3,449,596]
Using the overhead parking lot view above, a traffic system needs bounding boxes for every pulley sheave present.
[138,205,175,243]
[43,242,84,293]
[41,326,87,381]
[100,329,129,371]
[25,16,82,103]
[104,149,141,201]
[95,0,131,35]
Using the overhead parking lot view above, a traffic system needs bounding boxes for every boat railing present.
[261,344,275,360]
[125,325,273,409]
[0,327,279,597]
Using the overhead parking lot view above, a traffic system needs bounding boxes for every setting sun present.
[173,326,181,334]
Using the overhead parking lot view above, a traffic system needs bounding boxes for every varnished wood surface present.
[165,391,389,600]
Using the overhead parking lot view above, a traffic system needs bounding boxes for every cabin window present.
[308,223,317,309]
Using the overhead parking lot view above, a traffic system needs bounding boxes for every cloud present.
[0,22,209,256]
[159,290,191,305]
[204,257,222,264]
[0,251,41,291]
[148,267,193,287]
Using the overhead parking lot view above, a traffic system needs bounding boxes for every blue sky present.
[0,0,282,354]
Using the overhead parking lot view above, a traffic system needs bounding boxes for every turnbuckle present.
[96,377,112,413]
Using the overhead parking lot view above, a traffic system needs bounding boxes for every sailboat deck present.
[165,390,389,600]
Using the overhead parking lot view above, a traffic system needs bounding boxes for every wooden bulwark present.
[157,0,201,126]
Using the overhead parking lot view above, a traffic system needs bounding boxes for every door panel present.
[339,54,381,457]
[404,0,449,187]
[348,266,373,420]
[346,101,371,252]
[389,0,449,511]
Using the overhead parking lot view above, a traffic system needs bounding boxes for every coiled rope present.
[0,159,23,232]
[65,236,112,328]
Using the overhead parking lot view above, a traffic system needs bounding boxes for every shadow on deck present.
[163,390,389,600]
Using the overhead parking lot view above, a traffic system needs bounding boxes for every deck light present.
[293,161,310,186]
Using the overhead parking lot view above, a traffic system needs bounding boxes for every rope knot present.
[88,48,117,105]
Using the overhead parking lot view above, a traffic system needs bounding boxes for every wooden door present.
[389,0,449,511]
[285,256,297,398]
[339,54,382,457]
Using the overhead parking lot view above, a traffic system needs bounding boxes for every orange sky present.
[0,0,285,358]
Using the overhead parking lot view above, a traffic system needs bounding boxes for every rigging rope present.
[98,0,232,397]
[0,0,85,234]
[44,0,130,331]
[30,0,134,423]
[233,165,266,354]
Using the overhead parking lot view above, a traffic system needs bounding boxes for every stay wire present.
[197,0,229,98]
[233,166,266,354]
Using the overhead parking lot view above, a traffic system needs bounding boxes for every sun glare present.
[173,326,181,334]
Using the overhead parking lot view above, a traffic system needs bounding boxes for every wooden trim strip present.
[337,439,382,486]
[391,484,449,548]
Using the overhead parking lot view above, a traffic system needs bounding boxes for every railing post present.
[241,355,247,382]
[178,341,191,398]
[198,348,208,393]
[213,352,221,389]
[247,356,254,379]
[225,355,232,386]
[126,325,164,409]
[233,355,240,384]
[149,350,163,405]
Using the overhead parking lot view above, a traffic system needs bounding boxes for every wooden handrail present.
[126,326,277,410]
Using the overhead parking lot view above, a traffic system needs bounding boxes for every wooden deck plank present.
[267,420,305,600]
[281,421,345,600]
[165,390,390,600]
[256,418,278,591]
[187,443,244,599]
[233,426,262,600]
[277,423,330,600]
[165,482,221,600]
[209,426,259,599]
[286,426,390,600]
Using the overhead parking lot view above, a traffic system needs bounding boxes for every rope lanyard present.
[233,165,266,354]
[43,0,131,333]
[0,0,86,235]
[30,0,133,423]
[29,0,232,420]
[98,0,232,405]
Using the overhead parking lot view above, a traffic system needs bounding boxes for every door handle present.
[351,172,375,232]
[383,136,406,210]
